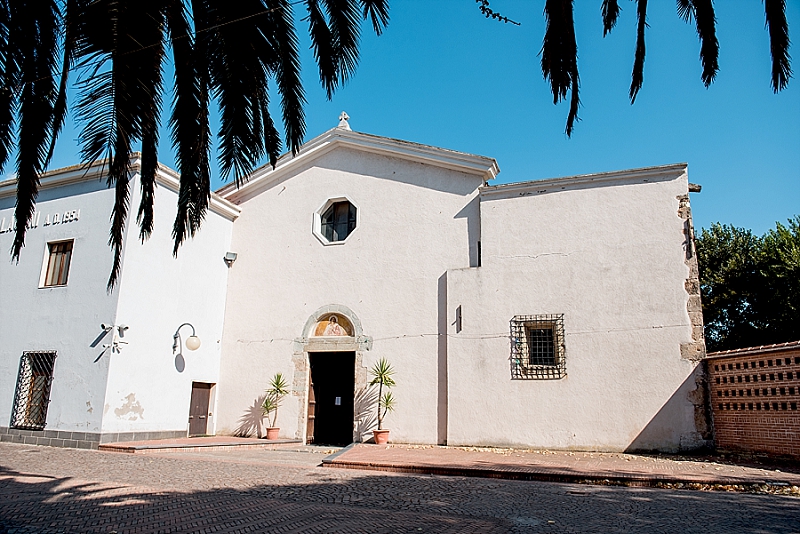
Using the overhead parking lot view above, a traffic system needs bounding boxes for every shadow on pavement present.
[1,465,799,534]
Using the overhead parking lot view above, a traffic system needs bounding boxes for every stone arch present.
[301,304,364,340]
[291,304,373,443]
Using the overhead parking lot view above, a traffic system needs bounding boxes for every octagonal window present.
[321,200,357,242]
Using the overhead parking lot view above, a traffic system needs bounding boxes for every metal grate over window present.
[10,352,57,430]
[510,315,565,380]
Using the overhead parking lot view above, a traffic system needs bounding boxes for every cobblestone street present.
[1,443,798,533]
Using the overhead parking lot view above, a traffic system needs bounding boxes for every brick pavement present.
[1,442,799,533]
[324,443,800,486]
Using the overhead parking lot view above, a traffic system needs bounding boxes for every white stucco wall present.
[0,162,236,439]
[102,172,236,435]
[0,177,120,433]
[445,167,703,451]
[217,146,485,443]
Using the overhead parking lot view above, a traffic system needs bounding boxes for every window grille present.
[510,315,565,379]
[44,240,73,286]
[321,201,356,242]
[10,352,57,430]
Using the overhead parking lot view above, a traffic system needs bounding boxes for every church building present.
[0,116,708,452]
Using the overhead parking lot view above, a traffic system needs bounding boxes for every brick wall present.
[707,341,800,459]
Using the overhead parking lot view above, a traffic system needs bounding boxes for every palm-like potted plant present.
[369,358,396,445]
[261,373,289,440]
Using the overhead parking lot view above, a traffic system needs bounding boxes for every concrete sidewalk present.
[323,443,800,488]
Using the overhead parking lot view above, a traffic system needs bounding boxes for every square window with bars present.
[10,352,57,430]
[43,240,73,287]
[510,315,565,379]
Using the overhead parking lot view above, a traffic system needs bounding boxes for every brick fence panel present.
[707,342,800,458]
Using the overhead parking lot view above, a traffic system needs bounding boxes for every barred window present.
[510,315,565,379]
[10,352,57,430]
[43,240,73,286]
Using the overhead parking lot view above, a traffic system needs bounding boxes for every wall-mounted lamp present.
[173,323,201,354]
[223,252,238,267]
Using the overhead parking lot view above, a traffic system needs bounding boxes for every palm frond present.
[107,150,130,291]
[321,0,362,84]
[74,0,170,288]
[306,0,338,98]
[676,0,692,22]
[205,0,275,182]
[265,0,306,157]
[764,0,792,92]
[45,0,78,169]
[12,0,61,260]
[369,357,396,387]
[541,0,580,136]
[0,1,16,175]
[167,0,210,253]
[629,0,648,103]
[135,2,166,242]
[691,0,718,87]
[360,0,389,35]
[601,0,620,37]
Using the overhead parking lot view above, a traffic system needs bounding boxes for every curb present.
[322,459,790,488]
[99,439,302,453]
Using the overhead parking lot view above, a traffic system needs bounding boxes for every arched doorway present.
[294,305,372,446]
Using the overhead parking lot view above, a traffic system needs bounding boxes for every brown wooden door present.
[188,382,212,436]
[306,377,316,443]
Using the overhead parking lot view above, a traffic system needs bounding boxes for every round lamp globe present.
[185,336,201,351]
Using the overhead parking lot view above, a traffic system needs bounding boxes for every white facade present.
[0,157,238,446]
[0,125,707,452]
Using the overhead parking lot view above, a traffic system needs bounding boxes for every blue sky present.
[49,1,799,234]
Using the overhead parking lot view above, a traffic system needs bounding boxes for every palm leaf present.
[601,0,620,37]
[369,357,396,387]
[0,0,16,175]
[168,0,211,254]
[12,0,61,260]
[306,0,339,98]
[45,0,78,169]
[629,0,648,103]
[321,0,361,83]
[764,0,792,92]
[74,0,169,288]
[676,0,718,87]
[265,0,306,157]
[541,0,580,136]
[360,0,389,36]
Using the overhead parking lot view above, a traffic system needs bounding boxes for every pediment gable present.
[216,127,499,204]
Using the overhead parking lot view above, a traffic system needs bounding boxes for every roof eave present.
[217,128,499,203]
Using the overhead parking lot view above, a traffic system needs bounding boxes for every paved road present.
[1,443,798,534]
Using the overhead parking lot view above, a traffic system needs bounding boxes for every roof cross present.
[338,111,351,131]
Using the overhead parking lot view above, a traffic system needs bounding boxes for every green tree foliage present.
[697,217,800,352]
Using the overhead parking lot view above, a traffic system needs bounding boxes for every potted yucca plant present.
[261,373,289,440]
[369,358,396,445]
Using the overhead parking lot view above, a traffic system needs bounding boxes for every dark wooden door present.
[306,377,316,443]
[188,382,212,436]
[308,352,355,446]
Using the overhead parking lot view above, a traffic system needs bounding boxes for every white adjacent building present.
[0,119,708,452]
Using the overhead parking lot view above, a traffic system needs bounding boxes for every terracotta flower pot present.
[266,427,280,440]
[372,429,390,445]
